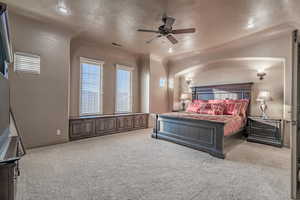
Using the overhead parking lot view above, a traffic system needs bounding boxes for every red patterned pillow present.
[238,100,249,117]
[208,103,225,115]
[224,102,235,115]
[186,103,201,113]
[225,102,243,115]
[198,103,211,114]
[233,103,243,115]
[225,99,249,117]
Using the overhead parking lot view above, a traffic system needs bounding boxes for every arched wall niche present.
[172,57,285,119]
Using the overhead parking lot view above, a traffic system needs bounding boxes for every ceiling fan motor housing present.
[137,15,195,44]
[159,25,171,35]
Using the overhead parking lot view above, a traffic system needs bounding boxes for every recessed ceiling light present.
[168,48,173,53]
[59,7,67,13]
[57,6,70,15]
[247,23,255,29]
[56,1,70,15]
[246,18,255,29]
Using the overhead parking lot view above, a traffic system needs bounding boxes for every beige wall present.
[138,55,150,113]
[8,13,71,148]
[138,55,169,128]
[8,14,142,148]
[149,56,169,114]
[179,61,284,118]
[138,54,169,114]
[69,39,140,116]
[169,34,292,113]
[6,13,293,148]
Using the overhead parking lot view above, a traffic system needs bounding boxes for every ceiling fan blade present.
[172,28,196,34]
[165,17,175,29]
[166,34,178,44]
[137,29,160,33]
[146,35,162,44]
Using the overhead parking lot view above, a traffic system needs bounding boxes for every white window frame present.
[14,52,41,74]
[79,57,104,116]
[115,64,134,113]
[159,78,166,88]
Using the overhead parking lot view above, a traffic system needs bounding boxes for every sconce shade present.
[257,90,271,101]
[180,93,191,100]
[186,79,192,85]
[257,69,266,80]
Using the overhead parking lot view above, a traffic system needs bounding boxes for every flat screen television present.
[0,2,12,77]
[0,3,13,158]
[0,73,9,154]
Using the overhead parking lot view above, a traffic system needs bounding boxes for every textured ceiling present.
[2,0,299,59]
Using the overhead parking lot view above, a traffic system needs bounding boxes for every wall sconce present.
[185,77,192,86]
[257,69,266,80]
[159,78,166,88]
[168,79,174,89]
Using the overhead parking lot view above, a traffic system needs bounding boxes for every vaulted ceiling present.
[3,0,300,59]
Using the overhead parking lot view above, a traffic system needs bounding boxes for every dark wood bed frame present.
[152,82,253,159]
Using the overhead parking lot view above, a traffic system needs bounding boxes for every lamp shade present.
[257,90,271,101]
[180,93,191,100]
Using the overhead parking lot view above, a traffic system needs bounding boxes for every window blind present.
[14,52,40,74]
[116,65,133,113]
[80,58,103,115]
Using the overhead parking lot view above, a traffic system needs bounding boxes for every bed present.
[152,82,253,159]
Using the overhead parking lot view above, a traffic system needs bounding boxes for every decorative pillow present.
[232,103,243,115]
[198,103,211,114]
[224,102,235,115]
[225,102,243,116]
[186,103,200,113]
[238,99,249,117]
[208,103,226,115]
[225,99,249,117]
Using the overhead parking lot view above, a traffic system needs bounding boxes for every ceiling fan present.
[137,14,196,44]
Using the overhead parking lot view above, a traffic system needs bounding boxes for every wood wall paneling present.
[69,113,148,140]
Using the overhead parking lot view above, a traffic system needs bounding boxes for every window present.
[80,57,103,115]
[116,65,133,113]
[14,52,40,74]
[159,78,166,88]
[168,79,174,89]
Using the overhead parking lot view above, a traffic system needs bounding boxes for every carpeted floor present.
[17,129,290,200]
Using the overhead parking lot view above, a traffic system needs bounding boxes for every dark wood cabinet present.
[95,117,117,136]
[0,136,24,200]
[69,113,148,141]
[117,116,133,131]
[0,162,17,200]
[69,119,95,140]
[247,116,282,147]
[133,115,147,128]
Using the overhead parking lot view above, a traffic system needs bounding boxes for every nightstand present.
[247,116,282,147]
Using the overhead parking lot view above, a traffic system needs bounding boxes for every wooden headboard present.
[191,82,253,101]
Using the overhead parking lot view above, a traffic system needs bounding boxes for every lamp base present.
[181,101,186,111]
[259,102,268,119]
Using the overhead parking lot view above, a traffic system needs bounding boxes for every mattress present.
[159,112,246,136]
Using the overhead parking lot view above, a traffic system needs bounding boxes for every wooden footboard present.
[152,114,226,159]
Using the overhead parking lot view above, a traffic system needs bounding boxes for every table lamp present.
[256,90,271,119]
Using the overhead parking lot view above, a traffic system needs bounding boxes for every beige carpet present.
[17,129,290,200]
